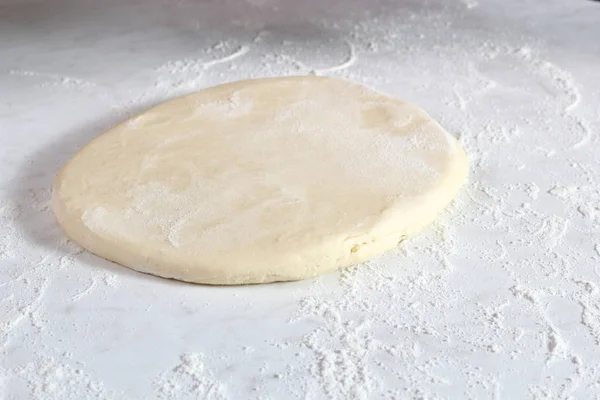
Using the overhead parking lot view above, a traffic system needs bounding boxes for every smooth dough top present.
[53,76,468,284]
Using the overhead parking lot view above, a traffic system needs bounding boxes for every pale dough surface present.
[53,76,468,284]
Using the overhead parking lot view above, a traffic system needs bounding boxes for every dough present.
[53,76,468,285]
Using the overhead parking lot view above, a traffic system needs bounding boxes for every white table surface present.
[2,0,600,399]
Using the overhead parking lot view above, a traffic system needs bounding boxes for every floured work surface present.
[3,0,600,398]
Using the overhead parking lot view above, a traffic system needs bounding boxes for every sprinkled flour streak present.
[295,41,357,75]
[70,277,97,301]
[571,118,592,149]
[513,47,581,113]
[315,42,357,73]
[157,45,250,74]
[202,45,250,69]
[148,44,251,96]
[513,47,593,150]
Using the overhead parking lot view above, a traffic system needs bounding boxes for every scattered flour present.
[155,353,227,400]
[13,357,118,400]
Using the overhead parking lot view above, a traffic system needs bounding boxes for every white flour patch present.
[154,353,227,400]
[13,357,119,400]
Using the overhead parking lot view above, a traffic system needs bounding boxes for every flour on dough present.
[52,76,468,284]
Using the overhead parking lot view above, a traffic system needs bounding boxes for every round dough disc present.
[53,76,468,285]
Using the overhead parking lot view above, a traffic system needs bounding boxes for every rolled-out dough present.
[53,76,468,285]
